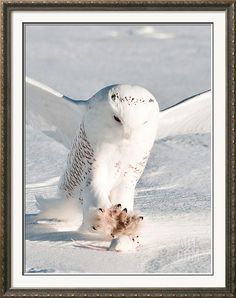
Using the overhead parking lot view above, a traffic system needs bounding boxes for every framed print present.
[0,0,235,297]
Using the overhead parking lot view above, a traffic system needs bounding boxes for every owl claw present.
[92,204,143,239]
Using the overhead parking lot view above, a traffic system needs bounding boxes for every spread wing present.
[26,77,211,145]
[158,91,211,140]
[26,77,89,148]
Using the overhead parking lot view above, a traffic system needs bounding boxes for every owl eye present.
[114,115,121,123]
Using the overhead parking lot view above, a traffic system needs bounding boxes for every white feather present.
[26,77,88,148]
[158,91,211,139]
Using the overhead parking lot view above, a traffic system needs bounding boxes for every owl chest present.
[93,141,148,180]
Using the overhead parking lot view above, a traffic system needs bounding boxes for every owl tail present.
[35,194,82,223]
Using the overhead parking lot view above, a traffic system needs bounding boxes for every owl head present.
[84,84,160,143]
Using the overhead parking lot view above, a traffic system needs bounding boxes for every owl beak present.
[123,128,132,139]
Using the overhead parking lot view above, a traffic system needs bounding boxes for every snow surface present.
[25,24,211,109]
[25,24,212,274]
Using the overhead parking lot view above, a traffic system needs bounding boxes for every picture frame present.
[0,0,235,297]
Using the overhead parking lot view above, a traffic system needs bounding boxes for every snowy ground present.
[25,24,211,109]
[25,24,212,274]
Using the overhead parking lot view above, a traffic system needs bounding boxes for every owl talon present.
[92,204,143,240]
[92,205,118,236]
[111,210,143,238]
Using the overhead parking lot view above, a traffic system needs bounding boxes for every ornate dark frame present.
[0,0,235,297]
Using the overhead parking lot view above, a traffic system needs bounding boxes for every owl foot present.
[92,204,122,236]
[92,204,143,239]
[110,210,143,239]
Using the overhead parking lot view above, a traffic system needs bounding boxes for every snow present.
[25,24,212,274]
[25,24,211,109]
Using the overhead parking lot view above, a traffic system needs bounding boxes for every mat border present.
[22,20,214,278]
[0,1,235,297]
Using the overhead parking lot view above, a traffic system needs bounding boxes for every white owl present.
[26,77,211,251]
[58,84,159,236]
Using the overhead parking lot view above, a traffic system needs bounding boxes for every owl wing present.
[26,77,211,145]
[59,122,95,201]
[158,90,211,140]
[26,77,89,149]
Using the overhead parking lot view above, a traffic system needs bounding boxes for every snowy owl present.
[58,84,159,238]
[26,77,211,251]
